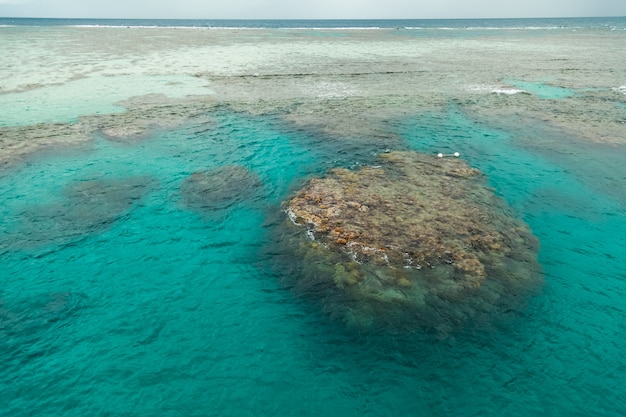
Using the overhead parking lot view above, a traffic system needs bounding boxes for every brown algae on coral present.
[280,151,542,333]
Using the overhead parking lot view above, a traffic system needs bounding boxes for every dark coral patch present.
[279,151,542,334]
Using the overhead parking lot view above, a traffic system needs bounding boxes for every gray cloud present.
[0,0,33,5]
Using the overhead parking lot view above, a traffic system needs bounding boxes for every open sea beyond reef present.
[1,17,626,416]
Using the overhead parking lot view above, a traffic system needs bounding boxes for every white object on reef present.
[437,152,460,158]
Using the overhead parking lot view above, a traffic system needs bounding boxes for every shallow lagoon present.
[1,21,626,416]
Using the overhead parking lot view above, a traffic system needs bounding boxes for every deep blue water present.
[1,16,626,30]
[2,105,626,416]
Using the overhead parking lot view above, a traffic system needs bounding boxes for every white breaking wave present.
[467,84,526,95]
[491,87,527,95]
[615,86,626,95]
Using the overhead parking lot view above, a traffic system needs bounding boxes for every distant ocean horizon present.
[1,16,626,30]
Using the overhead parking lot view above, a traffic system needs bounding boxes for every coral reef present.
[13,176,156,248]
[180,165,263,211]
[280,151,542,334]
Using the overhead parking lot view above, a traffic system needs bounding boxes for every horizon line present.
[2,15,626,21]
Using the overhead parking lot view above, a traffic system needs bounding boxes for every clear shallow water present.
[0,75,213,127]
[503,80,576,99]
[2,18,626,416]
[2,106,626,416]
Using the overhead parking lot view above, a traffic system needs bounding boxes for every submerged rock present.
[0,292,87,362]
[180,165,263,211]
[279,151,542,334]
[14,176,156,247]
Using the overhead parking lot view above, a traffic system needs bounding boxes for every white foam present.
[386,26,570,31]
[63,25,387,31]
[467,84,526,95]
[283,27,382,30]
[286,209,298,225]
[67,25,270,30]
[491,87,526,95]
[615,86,626,95]
[285,209,316,241]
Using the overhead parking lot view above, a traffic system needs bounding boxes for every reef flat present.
[2,26,625,170]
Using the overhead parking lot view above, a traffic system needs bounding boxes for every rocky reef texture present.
[180,165,263,212]
[281,151,542,333]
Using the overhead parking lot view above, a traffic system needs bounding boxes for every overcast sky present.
[1,0,625,19]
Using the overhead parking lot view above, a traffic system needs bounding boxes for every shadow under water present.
[0,292,88,363]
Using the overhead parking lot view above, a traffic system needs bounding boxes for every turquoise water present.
[0,75,213,127]
[2,108,626,416]
[504,80,576,99]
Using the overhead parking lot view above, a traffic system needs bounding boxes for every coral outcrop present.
[280,151,542,333]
